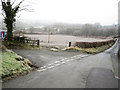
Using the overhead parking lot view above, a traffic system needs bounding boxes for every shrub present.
[13,36,26,43]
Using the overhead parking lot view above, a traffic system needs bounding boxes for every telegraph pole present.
[48,28,50,43]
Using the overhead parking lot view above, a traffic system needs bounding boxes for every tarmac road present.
[10,49,88,68]
[2,42,119,88]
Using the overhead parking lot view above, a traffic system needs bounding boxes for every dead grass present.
[63,43,114,54]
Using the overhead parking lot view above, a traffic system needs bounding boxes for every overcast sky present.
[2,0,120,25]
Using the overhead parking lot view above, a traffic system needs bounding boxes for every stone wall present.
[74,39,115,48]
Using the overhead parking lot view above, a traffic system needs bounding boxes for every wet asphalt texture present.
[2,40,119,88]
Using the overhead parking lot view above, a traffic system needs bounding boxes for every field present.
[25,34,112,47]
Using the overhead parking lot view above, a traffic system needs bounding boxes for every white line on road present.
[66,59,71,62]
[61,61,66,64]
[54,63,61,66]
[38,68,47,72]
[48,63,54,66]
[40,66,47,69]
[55,61,60,63]
[47,66,55,69]
[73,56,77,58]
[37,54,89,72]
[70,57,74,59]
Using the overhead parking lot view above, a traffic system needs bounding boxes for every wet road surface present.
[3,49,115,88]
[11,49,88,68]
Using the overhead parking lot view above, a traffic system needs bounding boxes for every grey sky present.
[2,0,120,25]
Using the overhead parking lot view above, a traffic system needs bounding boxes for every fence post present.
[69,42,71,47]
[27,40,28,43]
[37,40,39,46]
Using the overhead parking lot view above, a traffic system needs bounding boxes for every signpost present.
[0,31,5,39]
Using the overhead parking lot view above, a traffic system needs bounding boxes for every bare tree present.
[1,0,25,41]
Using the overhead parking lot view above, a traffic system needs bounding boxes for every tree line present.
[58,24,117,37]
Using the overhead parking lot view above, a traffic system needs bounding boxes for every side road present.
[3,49,116,88]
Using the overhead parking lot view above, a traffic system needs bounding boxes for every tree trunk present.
[2,0,24,41]
[6,20,13,41]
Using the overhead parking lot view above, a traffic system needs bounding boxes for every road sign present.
[0,31,5,38]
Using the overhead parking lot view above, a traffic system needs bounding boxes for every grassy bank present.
[63,43,114,54]
[1,49,33,81]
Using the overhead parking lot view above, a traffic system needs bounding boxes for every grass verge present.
[1,48,33,82]
[63,43,114,54]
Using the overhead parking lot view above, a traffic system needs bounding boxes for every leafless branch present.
[18,8,26,12]
[20,5,30,8]
[17,0,25,6]
[2,13,5,17]
[12,0,16,5]
[18,8,31,12]
[17,6,33,12]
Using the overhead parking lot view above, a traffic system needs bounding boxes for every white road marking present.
[38,68,46,72]
[79,55,87,57]
[47,66,55,69]
[70,57,74,59]
[40,66,47,69]
[66,59,70,62]
[73,56,77,58]
[61,61,66,64]
[37,54,89,72]
[48,63,54,66]
[55,61,60,63]
[54,63,61,66]
[60,59,65,62]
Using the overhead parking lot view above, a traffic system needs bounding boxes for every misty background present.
[0,0,119,37]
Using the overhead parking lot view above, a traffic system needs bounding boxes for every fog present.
[0,0,119,26]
